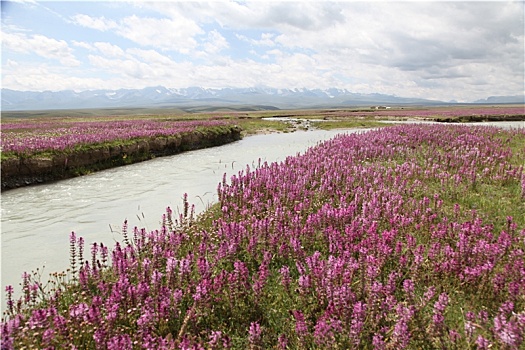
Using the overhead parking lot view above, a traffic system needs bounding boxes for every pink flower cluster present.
[1,119,230,155]
[2,124,524,349]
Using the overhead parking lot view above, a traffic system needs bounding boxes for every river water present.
[1,128,367,307]
[1,121,523,308]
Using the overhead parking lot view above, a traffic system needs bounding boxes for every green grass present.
[310,120,388,130]
[234,118,293,135]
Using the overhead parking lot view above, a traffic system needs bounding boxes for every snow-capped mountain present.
[0,86,461,111]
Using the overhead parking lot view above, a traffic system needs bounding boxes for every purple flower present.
[248,321,262,346]
[292,310,308,336]
[402,279,415,296]
[277,334,288,350]
[476,335,490,349]
[208,330,223,349]
[69,303,89,319]
[279,265,291,290]
[107,334,133,350]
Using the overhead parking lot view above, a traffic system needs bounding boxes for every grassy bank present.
[2,124,524,349]
[1,120,242,190]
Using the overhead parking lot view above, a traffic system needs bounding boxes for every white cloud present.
[126,48,175,66]
[72,40,95,51]
[236,32,276,47]
[71,14,117,31]
[2,63,106,91]
[8,0,37,4]
[5,59,19,68]
[203,30,229,55]
[88,55,150,79]
[2,31,80,66]
[70,11,205,54]
[117,15,203,53]
[156,2,344,32]
[86,48,193,85]
[93,42,126,58]
[259,33,276,47]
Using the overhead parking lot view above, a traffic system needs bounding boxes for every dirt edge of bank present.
[1,126,242,191]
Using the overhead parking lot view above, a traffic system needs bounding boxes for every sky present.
[1,1,524,102]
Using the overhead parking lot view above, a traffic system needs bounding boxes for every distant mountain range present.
[473,95,525,104]
[1,86,523,111]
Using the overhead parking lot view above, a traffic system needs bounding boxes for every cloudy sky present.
[1,1,524,102]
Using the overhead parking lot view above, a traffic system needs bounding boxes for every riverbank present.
[1,125,241,191]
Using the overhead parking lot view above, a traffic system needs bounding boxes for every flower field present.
[2,124,525,349]
[325,106,525,120]
[1,118,231,156]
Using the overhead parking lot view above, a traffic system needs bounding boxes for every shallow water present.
[0,128,364,307]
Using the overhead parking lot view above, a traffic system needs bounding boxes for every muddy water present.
[1,128,364,307]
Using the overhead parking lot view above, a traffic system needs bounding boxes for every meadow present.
[2,122,524,349]
[0,118,234,158]
[325,106,525,121]
[3,105,523,159]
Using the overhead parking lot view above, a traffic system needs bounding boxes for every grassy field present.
[1,108,393,161]
[3,104,523,137]
[2,119,524,349]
